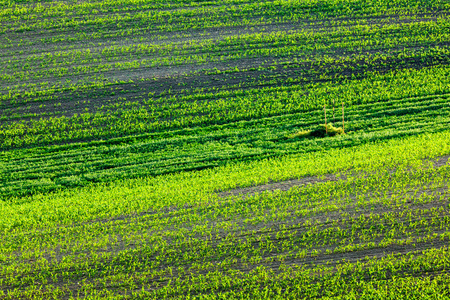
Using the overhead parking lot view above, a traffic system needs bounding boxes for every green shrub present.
[310,123,344,137]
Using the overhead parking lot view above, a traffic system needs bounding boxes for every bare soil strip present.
[218,154,450,199]
[217,175,342,199]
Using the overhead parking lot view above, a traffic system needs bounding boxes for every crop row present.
[0,84,449,199]
[2,127,450,230]
[3,0,447,35]
[3,43,449,112]
[2,18,449,87]
[4,18,449,67]
[1,63,449,148]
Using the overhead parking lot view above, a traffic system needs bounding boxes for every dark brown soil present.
[217,175,342,199]
[217,154,450,199]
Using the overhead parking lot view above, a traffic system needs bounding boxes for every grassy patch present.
[288,123,345,139]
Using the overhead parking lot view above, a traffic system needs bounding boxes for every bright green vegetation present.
[1,131,450,298]
[1,0,450,199]
[1,0,450,298]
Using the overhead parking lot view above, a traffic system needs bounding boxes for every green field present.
[1,0,450,298]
